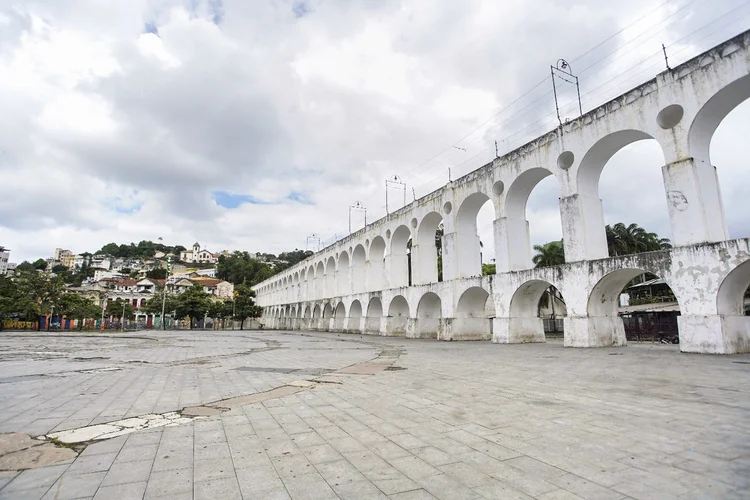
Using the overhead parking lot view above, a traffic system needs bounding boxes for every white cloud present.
[0,0,748,264]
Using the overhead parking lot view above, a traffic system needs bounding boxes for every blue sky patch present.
[144,22,159,35]
[212,191,268,208]
[286,191,314,205]
[292,1,310,18]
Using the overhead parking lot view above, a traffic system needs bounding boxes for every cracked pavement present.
[0,330,749,499]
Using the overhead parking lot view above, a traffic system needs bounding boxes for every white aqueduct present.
[255,31,750,354]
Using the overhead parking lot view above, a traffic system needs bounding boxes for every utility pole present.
[121,301,126,332]
[160,256,173,330]
[385,175,406,215]
[550,58,582,128]
[100,296,106,332]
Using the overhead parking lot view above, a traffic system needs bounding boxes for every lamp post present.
[160,256,173,331]
[100,296,106,332]
[121,300,126,332]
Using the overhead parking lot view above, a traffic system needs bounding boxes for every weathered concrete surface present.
[0,434,77,471]
[0,330,749,499]
[257,30,750,354]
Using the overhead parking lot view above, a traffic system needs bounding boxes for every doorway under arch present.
[366,297,383,334]
[388,295,410,336]
[454,286,493,340]
[416,292,441,339]
[334,302,346,331]
[587,269,681,347]
[348,300,363,333]
[508,279,566,343]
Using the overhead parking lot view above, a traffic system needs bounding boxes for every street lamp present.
[160,256,173,331]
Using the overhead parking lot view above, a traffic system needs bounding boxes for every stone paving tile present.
[0,331,749,500]
[93,480,147,500]
[100,459,153,486]
[42,471,106,500]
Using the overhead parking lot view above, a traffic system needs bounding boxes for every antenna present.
[550,58,582,128]
[348,201,366,233]
[385,175,406,215]
[662,43,671,71]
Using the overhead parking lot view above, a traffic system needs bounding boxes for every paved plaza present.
[0,330,748,499]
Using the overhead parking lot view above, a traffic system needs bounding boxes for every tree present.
[141,290,178,317]
[15,261,35,273]
[32,259,48,271]
[533,241,565,268]
[174,285,213,329]
[207,300,233,328]
[146,268,167,279]
[217,252,275,286]
[605,223,672,257]
[233,283,261,330]
[59,294,101,330]
[106,298,135,320]
[482,263,496,276]
[51,264,68,274]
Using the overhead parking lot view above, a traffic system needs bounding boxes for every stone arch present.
[689,73,750,165]
[315,261,325,299]
[334,301,346,331]
[508,279,566,343]
[348,299,363,333]
[456,192,495,278]
[323,303,333,319]
[306,265,314,300]
[337,251,350,296]
[366,297,383,333]
[503,167,557,271]
[456,286,492,318]
[390,225,411,288]
[325,256,336,298]
[716,259,750,352]
[717,259,750,316]
[352,245,366,293]
[293,272,300,301]
[454,286,493,340]
[588,268,680,347]
[304,305,312,319]
[416,291,441,339]
[388,295,410,336]
[312,304,321,319]
[349,299,363,318]
[369,236,386,291]
[415,212,443,284]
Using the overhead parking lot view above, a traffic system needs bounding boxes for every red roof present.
[190,278,221,287]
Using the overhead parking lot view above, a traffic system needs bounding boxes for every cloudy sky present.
[1,0,748,263]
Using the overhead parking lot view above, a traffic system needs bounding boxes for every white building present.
[0,247,10,275]
[180,242,217,264]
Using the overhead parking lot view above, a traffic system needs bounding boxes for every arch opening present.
[352,245,366,293]
[315,262,325,299]
[334,302,346,331]
[306,266,314,300]
[348,300,363,333]
[579,131,671,259]
[590,269,681,345]
[388,295,410,336]
[456,193,496,278]
[391,225,412,288]
[312,305,321,319]
[369,237,386,291]
[323,303,333,319]
[509,280,568,343]
[366,297,383,334]
[304,305,311,319]
[504,168,560,271]
[717,260,750,317]
[710,94,750,240]
[325,256,336,298]
[416,292,441,339]
[415,212,443,284]
[454,286,494,340]
[337,251,350,296]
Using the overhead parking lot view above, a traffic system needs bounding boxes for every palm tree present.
[532,241,565,268]
[605,223,672,257]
